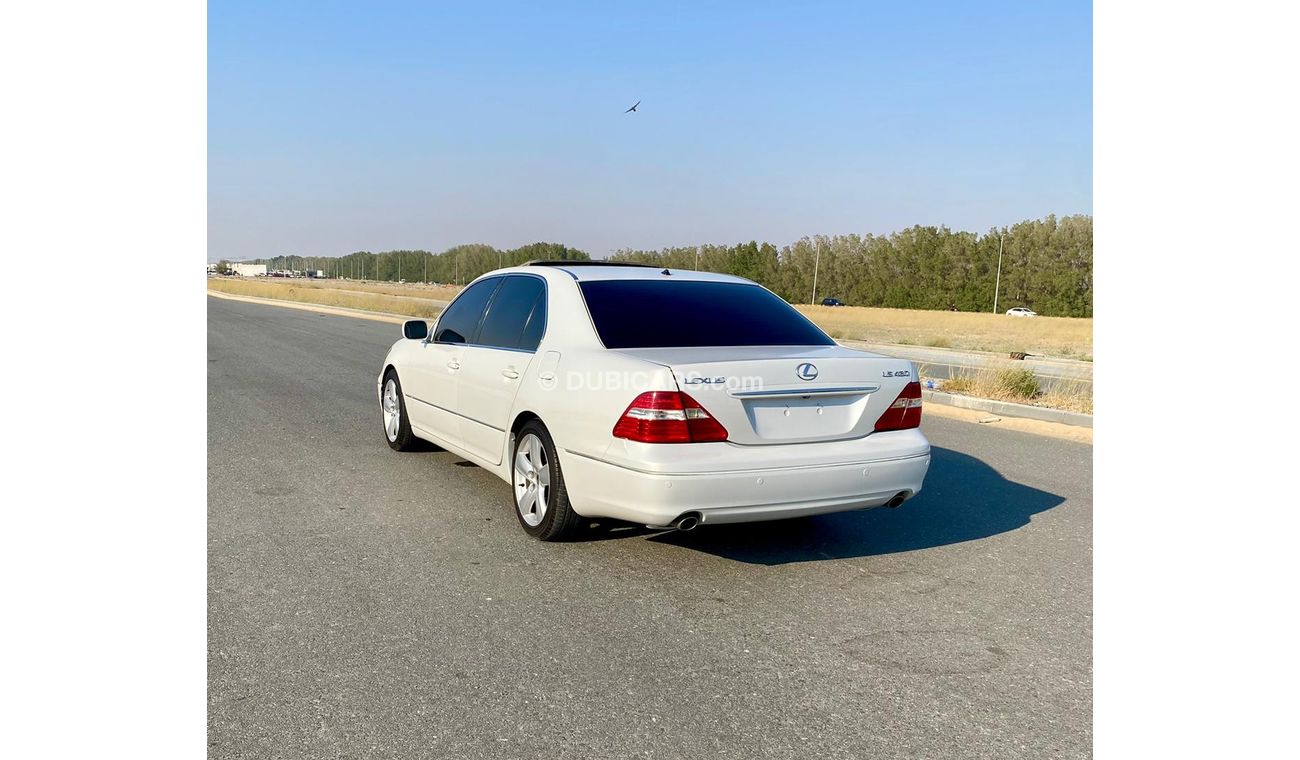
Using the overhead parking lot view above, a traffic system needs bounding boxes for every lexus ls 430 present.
[378,262,930,540]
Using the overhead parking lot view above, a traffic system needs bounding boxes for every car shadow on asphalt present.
[635,446,1066,565]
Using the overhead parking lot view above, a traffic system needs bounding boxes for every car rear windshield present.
[579,280,835,348]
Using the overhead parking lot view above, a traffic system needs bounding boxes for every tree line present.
[220,214,1092,317]
[220,242,592,286]
[608,214,1092,317]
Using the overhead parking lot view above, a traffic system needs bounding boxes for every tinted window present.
[476,275,546,350]
[579,280,835,348]
[434,277,502,343]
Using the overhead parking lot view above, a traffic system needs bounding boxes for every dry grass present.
[929,363,1093,414]
[1036,380,1094,415]
[223,276,463,300]
[208,278,446,318]
[213,279,1090,358]
[796,305,1092,360]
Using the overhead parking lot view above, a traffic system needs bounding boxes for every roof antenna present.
[661,268,671,275]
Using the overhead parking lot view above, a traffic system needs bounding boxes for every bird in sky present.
[624,100,640,113]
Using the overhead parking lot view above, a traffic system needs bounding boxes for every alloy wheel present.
[513,433,550,527]
[382,378,401,442]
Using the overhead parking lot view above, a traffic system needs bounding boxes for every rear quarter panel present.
[512,348,679,463]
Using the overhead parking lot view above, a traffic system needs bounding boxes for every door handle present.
[501,368,520,379]
[446,360,460,370]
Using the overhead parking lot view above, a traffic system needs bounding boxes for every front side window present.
[579,280,835,348]
[434,277,502,344]
[476,275,547,351]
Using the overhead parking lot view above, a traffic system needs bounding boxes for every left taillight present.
[874,381,923,431]
[612,391,729,443]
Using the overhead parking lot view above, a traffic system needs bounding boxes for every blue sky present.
[209,1,1091,260]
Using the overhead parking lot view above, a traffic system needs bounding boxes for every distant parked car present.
[820,297,845,307]
[1005,307,1038,318]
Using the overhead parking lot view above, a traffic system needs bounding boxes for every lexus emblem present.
[795,363,818,381]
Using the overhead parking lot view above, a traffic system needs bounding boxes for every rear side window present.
[579,280,835,348]
[476,275,546,351]
[434,277,502,344]
[517,293,546,352]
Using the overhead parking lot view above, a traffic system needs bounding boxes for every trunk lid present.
[614,345,918,445]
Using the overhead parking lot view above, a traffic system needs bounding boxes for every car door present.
[402,277,502,446]
[455,274,547,466]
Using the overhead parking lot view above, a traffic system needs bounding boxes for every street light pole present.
[810,239,821,305]
[993,233,1005,313]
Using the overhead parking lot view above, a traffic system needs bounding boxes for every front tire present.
[381,370,417,451]
[512,421,581,541]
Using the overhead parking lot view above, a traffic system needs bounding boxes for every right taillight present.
[612,391,729,443]
[874,381,923,431]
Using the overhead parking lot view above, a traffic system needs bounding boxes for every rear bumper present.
[561,435,931,526]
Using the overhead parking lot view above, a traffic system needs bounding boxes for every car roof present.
[492,261,753,284]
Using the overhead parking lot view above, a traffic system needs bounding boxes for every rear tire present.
[381,370,417,451]
[512,421,581,541]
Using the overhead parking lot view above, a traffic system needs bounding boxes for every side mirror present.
[403,320,429,340]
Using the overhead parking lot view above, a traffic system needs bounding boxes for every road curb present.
[207,290,411,324]
[922,389,1093,428]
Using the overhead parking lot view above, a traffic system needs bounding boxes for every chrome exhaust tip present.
[886,492,909,508]
[672,512,702,532]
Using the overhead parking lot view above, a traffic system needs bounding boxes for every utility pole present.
[810,239,821,305]
[695,246,700,270]
[397,254,401,282]
[993,232,1005,313]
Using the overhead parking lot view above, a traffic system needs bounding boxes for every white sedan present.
[1006,306,1038,317]
[378,262,931,540]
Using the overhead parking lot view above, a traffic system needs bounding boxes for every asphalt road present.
[208,296,1092,759]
